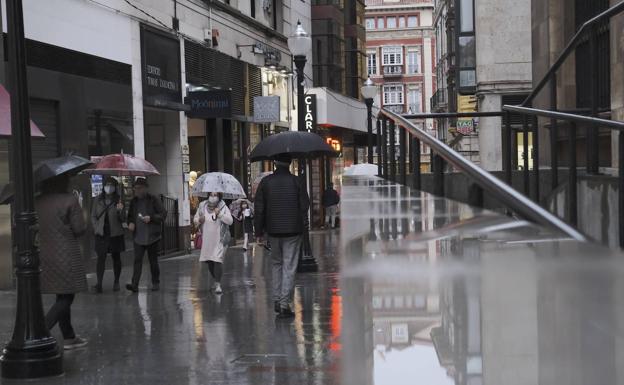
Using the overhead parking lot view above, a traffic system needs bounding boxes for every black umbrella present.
[0,155,93,205]
[33,154,93,184]
[250,131,337,161]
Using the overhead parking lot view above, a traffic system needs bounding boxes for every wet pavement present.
[2,176,624,384]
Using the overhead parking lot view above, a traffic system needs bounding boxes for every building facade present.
[0,0,311,288]
[365,0,437,170]
[432,0,532,170]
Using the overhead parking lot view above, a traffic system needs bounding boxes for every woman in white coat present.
[194,192,233,294]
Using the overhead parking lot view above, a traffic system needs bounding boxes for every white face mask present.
[104,185,115,195]
[208,196,219,204]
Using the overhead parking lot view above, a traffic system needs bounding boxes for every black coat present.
[254,166,310,236]
[322,188,340,207]
[127,193,167,245]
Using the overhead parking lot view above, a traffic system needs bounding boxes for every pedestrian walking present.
[322,182,340,229]
[91,177,125,293]
[126,178,166,293]
[254,153,310,318]
[194,192,233,294]
[236,201,254,251]
[36,174,89,350]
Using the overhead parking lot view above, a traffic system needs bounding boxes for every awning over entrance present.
[308,87,380,133]
[0,84,44,137]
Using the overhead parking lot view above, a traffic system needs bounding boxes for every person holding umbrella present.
[33,155,93,350]
[194,192,233,294]
[126,178,166,293]
[91,177,125,293]
[254,153,310,318]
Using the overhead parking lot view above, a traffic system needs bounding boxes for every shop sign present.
[183,164,191,173]
[185,90,232,118]
[141,27,184,110]
[253,96,280,123]
[457,118,474,135]
[303,95,317,132]
[326,137,341,152]
[90,175,103,198]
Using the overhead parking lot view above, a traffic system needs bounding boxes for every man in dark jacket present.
[254,153,310,318]
[322,182,340,229]
[126,178,167,293]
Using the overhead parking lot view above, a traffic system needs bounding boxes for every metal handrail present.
[503,105,624,131]
[378,108,587,241]
[522,0,624,106]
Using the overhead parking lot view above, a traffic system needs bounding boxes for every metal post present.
[504,111,512,185]
[550,74,559,191]
[1,0,64,379]
[382,118,388,179]
[293,54,317,272]
[433,154,444,196]
[532,115,540,203]
[412,137,421,190]
[389,120,396,181]
[376,119,382,176]
[588,27,599,175]
[399,126,406,185]
[569,122,578,226]
[619,131,624,248]
[522,115,530,195]
[366,98,374,163]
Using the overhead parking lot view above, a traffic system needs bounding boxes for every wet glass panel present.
[460,0,474,32]
[459,36,476,67]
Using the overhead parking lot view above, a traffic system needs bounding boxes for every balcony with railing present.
[430,88,447,112]
[383,65,403,77]
[384,104,405,114]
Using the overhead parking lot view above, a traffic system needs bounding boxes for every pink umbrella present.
[83,153,160,176]
[0,84,44,137]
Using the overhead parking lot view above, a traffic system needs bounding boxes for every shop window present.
[387,17,397,29]
[382,46,403,65]
[383,84,404,105]
[366,17,375,29]
[367,52,377,75]
[407,15,418,27]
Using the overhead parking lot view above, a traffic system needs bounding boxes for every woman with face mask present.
[237,201,254,251]
[90,177,126,293]
[194,192,233,294]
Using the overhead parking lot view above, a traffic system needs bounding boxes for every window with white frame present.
[378,18,385,29]
[367,52,377,75]
[407,48,421,74]
[407,86,422,113]
[398,16,406,28]
[383,84,404,105]
[387,16,397,28]
[382,46,403,66]
[407,15,418,27]
[366,18,375,29]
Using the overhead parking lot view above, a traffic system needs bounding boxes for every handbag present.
[195,230,203,249]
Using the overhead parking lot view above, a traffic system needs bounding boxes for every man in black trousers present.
[126,178,166,292]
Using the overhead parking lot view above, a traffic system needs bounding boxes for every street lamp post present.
[361,77,377,164]
[288,21,317,272]
[1,0,63,379]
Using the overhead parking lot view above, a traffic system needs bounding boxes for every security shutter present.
[30,99,60,165]
[249,65,263,116]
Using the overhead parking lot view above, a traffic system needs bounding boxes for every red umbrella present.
[83,153,160,176]
[0,84,44,137]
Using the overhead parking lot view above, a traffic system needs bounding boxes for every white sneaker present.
[214,283,223,294]
[64,336,88,350]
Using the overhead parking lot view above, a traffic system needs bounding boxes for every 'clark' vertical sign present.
[303,95,317,132]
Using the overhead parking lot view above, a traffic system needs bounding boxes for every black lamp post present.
[1,0,63,379]
[361,77,377,164]
[288,21,317,272]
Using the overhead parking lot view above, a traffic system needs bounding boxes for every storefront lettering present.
[304,95,317,132]
[185,90,232,118]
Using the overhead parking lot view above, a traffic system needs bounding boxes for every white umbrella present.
[191,172,246,199]
[344,163,378,176]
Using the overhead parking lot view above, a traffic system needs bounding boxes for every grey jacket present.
[91,194,125,237]
[36,192,88,294]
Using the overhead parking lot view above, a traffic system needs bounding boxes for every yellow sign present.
[457,94,477,113]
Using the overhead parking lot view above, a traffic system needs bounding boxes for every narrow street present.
[0,231,342,385]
